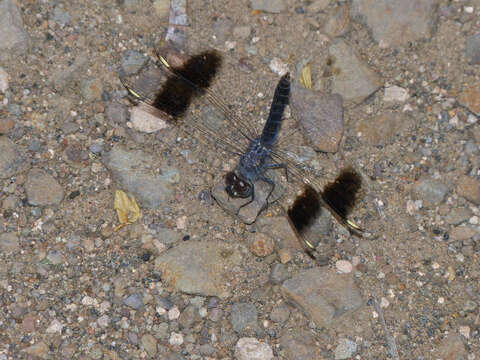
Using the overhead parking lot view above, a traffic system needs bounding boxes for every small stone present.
[130,105,168,133]
[457,175,480,205]
[22,313,37,332]
[0,0,29,55]
[459,325,470,339]
[412,179,449,206]
[231,302,258,333]
[459,83,480,115]
[0,232,19,253]
[46,250,63,265]
[356,111,415,146]
[105,101,128,124]
[465,33,480,65]
[22,342,48,358]
[269,57,288,76]
[445,208,472,225]
[121,50,148,75]
[141,334,158,356]
[169,332,184,345]
[168,306,180,320]
[0,118,14,134]
[384,85,409,102]
[0,67,8,92]
[46,319,63,333]
[233,25,251,39]
[249,233,275,257]
[449,226,477,241]
[250,0,286,13]
[235,337,274,360]
[124,294,144,309]
[277,248,292,264]
[53,7,70,25]
[25,168,64,206]
[81,78,103,102]
[336,260,353,274]
[270,263,288,284]
[270,303,290,323]
[0,136,28,179]
[208,308,223,322]
[335,338,357,360]
[97,315,110,328]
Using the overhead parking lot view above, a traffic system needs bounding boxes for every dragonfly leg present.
[260,175,276,207]
[238,183,255,211]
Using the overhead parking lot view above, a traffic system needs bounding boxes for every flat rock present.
[25,168,64,206]
[351,0,438,47]
[0,66,8,92]
[412,179,449,206]
[0,136,28,179]
[457,175,480,205]
[235,337,274,360]
[328,40,382,102]
[0,232,20,253]
[130,105,168,133]
[0,0,29,57]
[249,0,286,13]
[280,329,321,359]
[0,117,15,134]
[281,267,362,328]
[465,33,480,65]
[433,333,467,360]
[102,145,177,209]
[50,55,89,92]
[154,240,242,298]
[211,172,284,224]
[290,84,343,153]
[255,216,297,250]
[22,342,49,359]
[356,111,415,146]
[459,83,480,116]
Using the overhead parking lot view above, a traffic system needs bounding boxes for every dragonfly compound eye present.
[225,171,252,199]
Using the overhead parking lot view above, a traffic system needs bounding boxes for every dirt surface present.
[1,0,480,359]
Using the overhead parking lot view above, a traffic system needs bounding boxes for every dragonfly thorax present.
[237,139,271,182]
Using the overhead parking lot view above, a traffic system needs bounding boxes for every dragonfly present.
[120,41,364,260]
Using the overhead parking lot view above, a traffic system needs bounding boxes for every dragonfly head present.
[225,171,252,199]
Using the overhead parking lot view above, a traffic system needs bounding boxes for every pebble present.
[356,111,415,146]
[336,260,353,274]
[233,25,251,39]
[351,0,437,47]
[269,303,290,323]
[105,101,128,124]
[0,232,20,253]
[235,337,273,360]
[270,263,288,284]
[102,145,177,208]
[130,105,168,133]
[81,78,103,102]
[169,332,184,346]
[230,302,258,333]
[89,142,103,154]
[249,0,286,13]
[155,240,242,298]
[168,306,180,320]
[324,4,350,38]
[334,338,357,360]
[51,55,89,91]
[0,0,29,54]
[268,57,288,76]
[384,85,409,102]
[0,136,28,179]
[123,293,144,309]
[53,6,70,25]
[465,33,480,65]
[208,308,223,322]
[0,118,14,134]
[46,319,63,333]
[277,248,292,264]
[121,50,148,75]
[249,233,275,257]
[281,267,362,328]
[434,333,467,359]
[97,315,110,328]
[141,334,158,356]
[445,208,472,225]
[412,179,449,206]
[328,39,382,102]
[457,175,480,205]
[22,342,48,358]
[25,168,64,206]
[459,83,480,115]
[0,67,8,92]
[290,85,344,152]
[449,226,477,241]
[46,250,64,265]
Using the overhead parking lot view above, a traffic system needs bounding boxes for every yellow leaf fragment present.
[113,190,140,231]
[299,63,312,90]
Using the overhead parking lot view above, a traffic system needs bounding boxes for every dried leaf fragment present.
[114,190,140,231]
[299,63,312,90]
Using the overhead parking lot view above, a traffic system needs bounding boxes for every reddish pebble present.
[249,233,275,257]
[0,118,14,134]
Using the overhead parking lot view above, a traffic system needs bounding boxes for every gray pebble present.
[89,142,103,154]
[0,232,20,253]
[0,0,29,55]
[465,33,480,65]
[413,179,449,206]
[105,101,128,124]
[141,334,157,357]
[208,308,223,322]
[46,250,64,265]
[53,7,70,25]
[25,168,64,206]
[270,303,290,323]
[249,0,286,13]
[230,302,258,333]
[335,338,357,360]
[2,195,19,210]
[124,293,144,309]
[0,136,28,179]
[270,263,288,284]
[121,50,148,75]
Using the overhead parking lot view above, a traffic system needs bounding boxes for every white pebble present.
[46,319,63,333]
[269,57,288,76]
[235,337,273,360]
[169,332,184,345]
[459,325,470,338]
[168,306,180,320]
[380,297,390,308]
[0,67,8,93]
[384,85,409,102]
[336,260,353,274]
